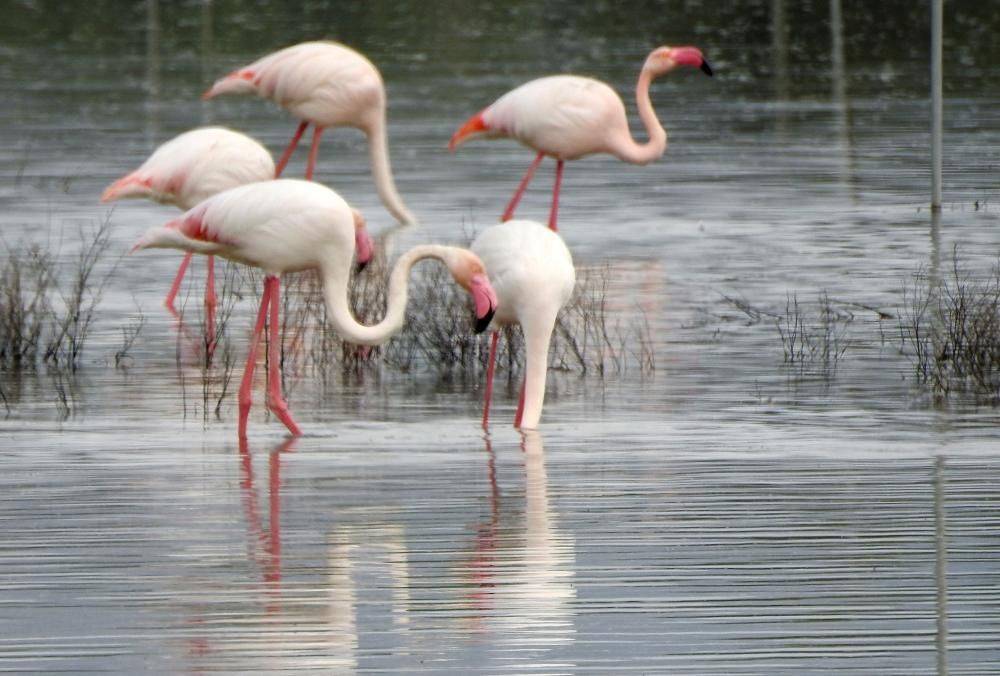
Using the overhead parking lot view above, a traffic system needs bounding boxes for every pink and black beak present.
[470,273,498,334]
[671,46,714,77]
[353,211,374,274]
[475,305,497,334]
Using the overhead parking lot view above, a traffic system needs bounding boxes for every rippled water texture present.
[2,1,1000,673]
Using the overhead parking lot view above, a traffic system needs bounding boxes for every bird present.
[449,45,713,231]
[471,219,575,429]
[131,179,498,438]
[202,40,418,226]
[100,126,276,318]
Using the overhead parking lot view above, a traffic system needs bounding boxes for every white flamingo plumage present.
[101,126,276,317]
[131,179,497,438]
[449,45,713,230]
[472,219,575,429]
[203,41,417,226]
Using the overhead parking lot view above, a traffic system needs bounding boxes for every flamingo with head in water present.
[203,41,418,227]
[472,219,575,429]
[131,179,497,438]
[449,45,713,231]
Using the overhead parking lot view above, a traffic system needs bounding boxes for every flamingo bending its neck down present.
[100,126,275,325]
[449,45,713,231]
[471,219,575,429]
[203,41,418,226]
[131,179,496,439]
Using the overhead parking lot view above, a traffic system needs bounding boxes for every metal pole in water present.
[934,456,950,675]
[930,0,944,210]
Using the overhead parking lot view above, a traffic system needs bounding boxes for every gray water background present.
[1,1,999,673]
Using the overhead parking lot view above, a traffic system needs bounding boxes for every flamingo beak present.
[700,59,714,77]
[475,305,496,334]
[354,226,374,274]
[469,273,498,334]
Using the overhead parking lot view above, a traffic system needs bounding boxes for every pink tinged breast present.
[173,208,226,245]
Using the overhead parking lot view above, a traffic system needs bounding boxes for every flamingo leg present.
[548,159,564,232]
[304,127,324,181]
[165,251,193,311]
[274,121,309,178]
[513,376,527,429]
[264,276,302,436]
[502,152,545,222]
[238,279,273,439]
[205,255,217,356]
[482,330,500,429]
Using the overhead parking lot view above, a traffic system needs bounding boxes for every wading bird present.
[203,41,417,226]
[449,45,713,230]
[101,127,276,316]
[131,179,496,438]
[472,219,575,429]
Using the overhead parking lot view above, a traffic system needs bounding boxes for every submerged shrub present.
[0,217,116,372]
[900,253,1000,403]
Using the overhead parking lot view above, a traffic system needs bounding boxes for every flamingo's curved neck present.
[614,68,668,165]
[517,313,557,430]
[321,244,449,346]
[367,116,418,226]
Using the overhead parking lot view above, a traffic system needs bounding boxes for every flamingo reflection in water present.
[180,436,295,668]
[185,437,401,673]
[458,431,577,647]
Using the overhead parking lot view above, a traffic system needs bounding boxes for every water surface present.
[2,1,999,673]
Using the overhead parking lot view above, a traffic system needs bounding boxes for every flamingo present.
[203,41,417,226]
[449,45,713,231]
[472,219,575,429]
[100,127,276,318]
[131,179,497,438]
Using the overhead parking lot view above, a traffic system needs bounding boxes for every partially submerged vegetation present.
[4,223,999,417]
[899,253,1000,404]
[0,217,115,373]
[0,224,653,416]
[275,253,655,384]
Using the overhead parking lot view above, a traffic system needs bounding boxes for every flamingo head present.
[645,46,713,77]
[448,250,498,333]
[100,172,156,204]
[202,69,258,100]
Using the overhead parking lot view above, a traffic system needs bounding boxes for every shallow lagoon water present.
[2,1,1000,673]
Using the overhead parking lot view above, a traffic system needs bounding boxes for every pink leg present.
[502,152,545,222]
[205,255,217,356]
[304,127,324,181]
[513,376,527,429]
[265,276,302,436]
[548,159,564,232]
[482,330,500,429]
[165,252,193,310]
[274,121,308,178]
[238,280,273,439]
[266,448,282,585]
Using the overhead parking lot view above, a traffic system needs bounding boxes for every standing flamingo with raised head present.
[472,219,575,429]
[203,41,417,226]
[449,45,713,231]
[131,179,497,438]
[101,126,276,318]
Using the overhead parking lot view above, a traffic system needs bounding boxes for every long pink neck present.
[613,68,668,165]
